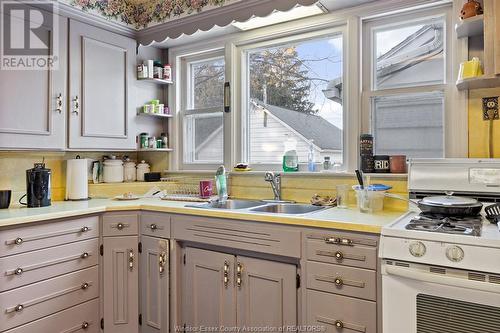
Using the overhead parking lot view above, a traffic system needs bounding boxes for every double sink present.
[186,199,328,215]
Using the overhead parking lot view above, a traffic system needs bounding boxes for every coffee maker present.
[20,163,51,208]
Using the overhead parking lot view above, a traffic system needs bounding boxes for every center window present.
[243,34,344,167]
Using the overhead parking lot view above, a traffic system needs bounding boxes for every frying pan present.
[417,194,483,216]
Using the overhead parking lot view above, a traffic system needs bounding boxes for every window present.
[180,52,225,165]
[363,7,451,158]
[242,33,344,167]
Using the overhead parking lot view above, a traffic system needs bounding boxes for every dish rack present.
[159,176,213,202]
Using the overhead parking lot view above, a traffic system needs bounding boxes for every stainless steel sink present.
[187,199,265,210]
[249,203,327,215]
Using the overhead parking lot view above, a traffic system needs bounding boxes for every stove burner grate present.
[405,214,483,236]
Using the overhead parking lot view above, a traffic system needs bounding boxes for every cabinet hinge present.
[183,253,186,265]
[100,318,104,330]
[138,242,142,253]
[99,244,103,256]
[183,323,187,332]
[139,314,142,326]
[296,274,301,289]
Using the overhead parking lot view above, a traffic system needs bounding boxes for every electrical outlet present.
[483,96,499,120]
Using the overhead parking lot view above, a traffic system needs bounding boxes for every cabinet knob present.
[14,268,23,275]
[81,322,89,329]
[150,224,157,230]
[81,226,89,233]
[14,237,23,245]
[117,223,124,230]
[334,277,344,286]
[334,320,344,329]
[81,282,89,290]
[335,251,344,260]
[81,252,89,259]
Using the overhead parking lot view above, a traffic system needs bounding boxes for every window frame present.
[234,25,348,171]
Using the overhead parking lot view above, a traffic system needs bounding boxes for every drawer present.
[0,216,99,258]
[307,261,376,301]
[103,212,139,236]
[306,232,378,270]
[307,290,376,333]
[172,215,301,258]
[141,212,171,238]
[4,299,100,333]
[0,238,98,292]
[0,266,99,331]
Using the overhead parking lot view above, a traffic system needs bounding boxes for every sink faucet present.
[265,172,282,201]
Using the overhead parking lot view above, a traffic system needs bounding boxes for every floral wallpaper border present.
[70,0,229,29]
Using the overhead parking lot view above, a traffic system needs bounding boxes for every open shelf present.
[137,78,173,85]
[455,15,484,38]
[137,112,172,119]
[456,75,500,90]
[138,148,173,152]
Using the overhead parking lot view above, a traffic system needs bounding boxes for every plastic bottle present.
[307,139,316,172]
[282,135,299,172]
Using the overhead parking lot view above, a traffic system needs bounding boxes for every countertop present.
[0,198,409,233]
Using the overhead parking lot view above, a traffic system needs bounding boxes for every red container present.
[199,180,214,198]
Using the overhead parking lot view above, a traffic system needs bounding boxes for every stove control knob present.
[409,241,426,257]
[446,245,464,262]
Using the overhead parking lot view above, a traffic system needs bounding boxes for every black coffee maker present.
[19,162,51,208]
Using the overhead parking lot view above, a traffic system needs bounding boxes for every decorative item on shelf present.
[164,106,171,115]
[389,155,407,173]
[374,155,390,173]
[142,104,153,114]
[311,194,337,207]
[360,134,374,173]
[458,57,483,81]
[136,160,150,182]
[233,163,251,172]
[139,133,149,149]
[146,60,154,79]
[137,64,148,79]
[460,0,483,20]
[163,64,172,81]
[148,136,156,149]
[160,133,169,148]
[153,60,163,79]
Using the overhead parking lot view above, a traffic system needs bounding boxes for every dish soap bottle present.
[307,139,316,172]
[282,135,299,172]
[215,165,228,202]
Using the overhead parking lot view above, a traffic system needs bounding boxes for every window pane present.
[246,35,343,165]
[183,111,223,163]
[374,18,445,90]
[191,58,225,109]
[372,92,444,158]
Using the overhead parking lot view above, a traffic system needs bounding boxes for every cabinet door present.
[68,19,136,150]
[103,236,139,333]
[0,13,66,149]
[236,256,297,329]
[140,236,169,333]
[183,247,236,329]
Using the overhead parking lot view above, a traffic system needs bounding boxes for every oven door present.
[382,261,500,333]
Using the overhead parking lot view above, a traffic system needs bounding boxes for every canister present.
[136,160,150,182]
[139,133,149,149]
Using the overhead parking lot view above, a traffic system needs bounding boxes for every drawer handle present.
[5,281,93,314]
[314,275,366,289]
[5,227,93,246]
[5,251,94,276]
[316,250,367,263]
[316,316,366,333]
[325,237,353,246]
[61,320,94,333]
[113,223,130,230]
[82,322,89,329]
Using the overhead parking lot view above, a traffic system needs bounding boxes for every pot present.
[417,194,483,216]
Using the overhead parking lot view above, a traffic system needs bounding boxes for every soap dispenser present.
[215,165,228,202]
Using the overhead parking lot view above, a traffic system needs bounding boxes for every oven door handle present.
[384,265,500,294]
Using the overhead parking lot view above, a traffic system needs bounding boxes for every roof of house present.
[254,101,342,151]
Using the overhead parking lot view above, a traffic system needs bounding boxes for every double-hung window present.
[178,50,225,169]
[239,28,346,170]
[362,6,453,158]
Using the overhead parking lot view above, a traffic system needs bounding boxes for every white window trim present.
[168,0,467,172]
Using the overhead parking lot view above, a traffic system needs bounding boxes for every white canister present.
[136,160,150,182]
[103,158,124,183]
[124,160,136,182]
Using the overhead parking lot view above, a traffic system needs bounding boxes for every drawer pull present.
[5,227,93,246]
[113,223,130,231]
[82,322,89,329]
[316,250,367,263]
[325,237,353,246]
[316,316,366,333]
[61,321,94,333]
[5,281,93,314]
[5,251,94,276]
[150,224,157,230]
[315,275,366,289]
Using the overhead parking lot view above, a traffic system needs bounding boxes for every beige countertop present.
[0,198,409,233]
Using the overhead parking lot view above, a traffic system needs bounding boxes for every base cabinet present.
[140,236,169,333]
[103,236,139,333]
[183,247,297,331]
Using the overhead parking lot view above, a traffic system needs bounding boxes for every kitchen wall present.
[468,87,500,157]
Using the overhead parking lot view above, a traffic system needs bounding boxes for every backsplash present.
[469,87,500,157]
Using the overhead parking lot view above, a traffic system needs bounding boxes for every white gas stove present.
[379,159,500,333]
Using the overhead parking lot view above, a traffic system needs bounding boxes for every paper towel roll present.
[66,158,89,200]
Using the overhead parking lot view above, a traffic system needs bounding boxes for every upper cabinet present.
[0,13,67,150]
[68,19,136,150]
